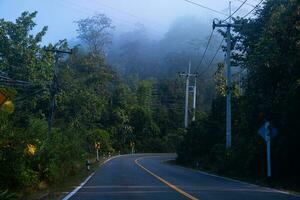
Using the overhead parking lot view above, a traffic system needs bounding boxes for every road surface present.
[65,154,300,200]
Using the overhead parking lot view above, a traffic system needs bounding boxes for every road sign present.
[258,122,278,142]
[95,142,101,150]
[258,121,278,178]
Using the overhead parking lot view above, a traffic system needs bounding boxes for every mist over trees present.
[1,11,217,199]
[108,15,223,79]
[107,15,222,112]
[0,0,299,198]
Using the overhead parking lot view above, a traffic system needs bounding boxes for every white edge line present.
[169,160,300,197]
[62,172,94,200]
[62,155,121,200]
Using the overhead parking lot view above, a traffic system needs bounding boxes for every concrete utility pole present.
[45,48,72,137]
[192,76,197,122]
[179,60,197,128]
[213,1,240,149]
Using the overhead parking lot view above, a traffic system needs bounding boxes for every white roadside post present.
[96,149,99,162]
[95,142,100,162]
[130,141,135,154]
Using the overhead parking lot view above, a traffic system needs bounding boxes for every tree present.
[76,14,114,57]
[177,0,300,184]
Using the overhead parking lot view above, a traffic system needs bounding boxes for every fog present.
[0,0,255,43]
[0,0,257,78]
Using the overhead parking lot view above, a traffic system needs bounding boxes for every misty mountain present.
[107,16,224,79]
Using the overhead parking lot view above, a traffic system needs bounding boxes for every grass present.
[27,156,109,200]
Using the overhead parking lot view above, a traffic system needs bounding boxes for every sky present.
[0,0,259,44]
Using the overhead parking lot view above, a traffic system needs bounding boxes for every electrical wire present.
[0,71,41,91]
[184,0,228,16]
[225,0,265,78]
[235,0,255,8]
[198,38,225,77]
[184,0,245,76]
[58,0,165,37]
[206,0,264,77]
[222,0,248,22]
[195,29,215,73]
[242,0,264,18]
[93,0,164,29]
[14,88,46,103]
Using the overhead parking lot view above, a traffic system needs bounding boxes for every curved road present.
[65,154,300,200]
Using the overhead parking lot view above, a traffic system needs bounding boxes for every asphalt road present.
[65,154,300,200]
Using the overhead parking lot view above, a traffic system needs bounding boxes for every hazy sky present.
[0,0,258,43]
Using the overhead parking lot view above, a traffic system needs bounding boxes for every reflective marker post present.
[96,149,99,162]
[95,142,101,162]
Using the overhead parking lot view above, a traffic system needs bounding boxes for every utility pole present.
[213,1,240,149]
[45,48,72,137]
[192,76,197,122]
[179,60,197,128]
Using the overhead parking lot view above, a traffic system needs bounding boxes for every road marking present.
[173,162,300,197]
[62,155,121,200]
[62,172,95,200]
[135,157,199,200]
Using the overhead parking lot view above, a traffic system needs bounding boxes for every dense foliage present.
[177,0,300,184]
[1,0,299,198]
[0,12,185,198]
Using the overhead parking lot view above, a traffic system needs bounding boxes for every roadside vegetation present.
[177,0,300,191]
[0,12,185,199]
[0,0,299,198]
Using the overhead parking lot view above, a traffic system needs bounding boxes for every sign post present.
[95,142,101,161]
[97,149,99,162]
[130,141,135,154]
[258,121,278,178]
[265,122,271,178]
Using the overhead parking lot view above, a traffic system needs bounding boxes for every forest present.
[177,0,300,189]
[0,0,299,199]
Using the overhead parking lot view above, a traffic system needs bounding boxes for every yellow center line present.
[135,157,199,200]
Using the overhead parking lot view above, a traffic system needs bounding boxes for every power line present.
[222,0,248,22]
[58,0,165,37]
[208,0,264,78]
[0,74,37,90]
[195,29,215,73]
[15,88,45,103]
[235,0,255,8]
[226,0,265,80]
[198,38,225,77]
[184,0,228,16]
[92,0,164,29]
[242,0,264,18]
[199,0,264,68]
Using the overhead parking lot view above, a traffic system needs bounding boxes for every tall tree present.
[76,14,114,57]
